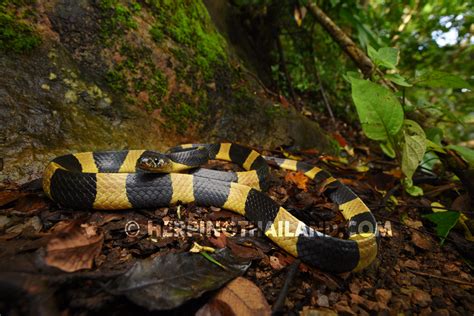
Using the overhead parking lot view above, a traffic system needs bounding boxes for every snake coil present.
[43,143,378,272]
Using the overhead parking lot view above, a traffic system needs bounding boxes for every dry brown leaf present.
[196,277,270,316]
[285,171,309,191]
[0,191,25,207]
[227,239,264,260]
[44,221,104,272]
[14,195,48,213]
[411,231,433,251]
[209,232,227,248]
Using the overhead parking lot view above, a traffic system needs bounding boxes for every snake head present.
[136,152,173,172]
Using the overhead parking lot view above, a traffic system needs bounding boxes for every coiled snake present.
[43,143,378,272]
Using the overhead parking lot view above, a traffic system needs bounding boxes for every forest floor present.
[0,114,473,315]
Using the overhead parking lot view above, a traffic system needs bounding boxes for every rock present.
[411,289,432,307]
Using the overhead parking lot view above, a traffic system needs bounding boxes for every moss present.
[150,70,167,98]
[0,1,41,52]
[99,0,140,38]
[161,101,199,133]
[105,68,127,92]
[149,24,163,43]
[145,0,227,79]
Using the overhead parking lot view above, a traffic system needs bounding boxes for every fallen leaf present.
[404,217,423,229]
[285,171,308,191]
[209,232,227,248]
[332,132,348,147]
[14,195,48,213]
[401,259,420,270]
[110,248,251,310]
[0,191,25,207]
[227,239,264,260]
[196,277,270,316]
[300,306,336,316]
[410,231,433,250]
[44,221,104,272]
[411,289,432,307]
[375,289,392,305]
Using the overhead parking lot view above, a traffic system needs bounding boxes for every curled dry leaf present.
[44,221,104,272]
[196,277,270,316]
[284,171,309,191]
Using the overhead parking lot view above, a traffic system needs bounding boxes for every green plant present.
[348,46,472,195]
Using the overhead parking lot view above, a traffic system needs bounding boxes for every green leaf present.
[380,142,396,158]
[401,120,426,180]
[368,46,399,69]
[425,127,443,145]
[343,71,362,83]
[350,79,404,141]
[425,140,445,153]
[402,178,424,196]
[386,73,412,87]
[367,45,378,61]
[447,145,474,166]
[415,71,471,89]
[377,47,399,69]
[422,211,460,245]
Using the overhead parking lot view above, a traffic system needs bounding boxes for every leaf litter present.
[0,133,473,314]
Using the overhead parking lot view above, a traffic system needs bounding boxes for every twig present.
[407,269,474,287]
[313,60,335,122]
[306,1,374,77]
[240,67,280,98]
[272,259,301,315]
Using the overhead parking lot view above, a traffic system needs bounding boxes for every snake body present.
[43,143,378,272]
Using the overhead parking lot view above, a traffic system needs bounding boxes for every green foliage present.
[401,120,426,180]
[422,211,460,245]
[414,70,471,89]
[447,145,474,167]
[350,78,404,141]
[349,44,471,195]
[368,46,399,69]
[0,1,41,52]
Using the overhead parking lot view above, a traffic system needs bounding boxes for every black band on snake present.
[43,143,378,273]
